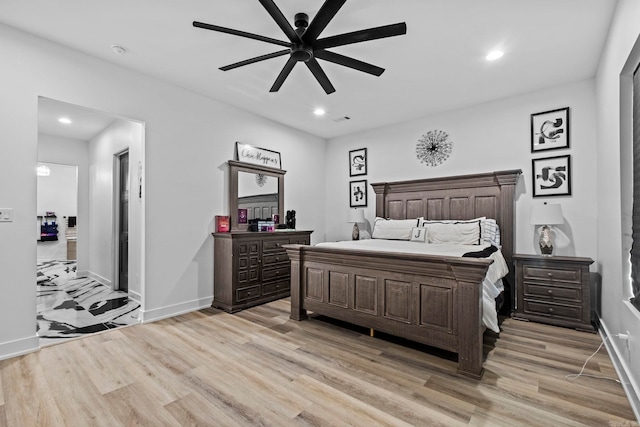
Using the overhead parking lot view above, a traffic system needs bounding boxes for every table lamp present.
[347,208,365,240]
[530,202,564,256]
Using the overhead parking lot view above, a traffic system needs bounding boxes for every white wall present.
[595,0,640,413]
[325,79,598,261]
[0,23,326,359]
[88,118,142,290]
[38,133,90,272]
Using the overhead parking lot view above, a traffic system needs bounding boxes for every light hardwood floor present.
[1,298,637,426]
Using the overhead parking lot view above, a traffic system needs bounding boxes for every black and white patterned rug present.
[37,260,140,345]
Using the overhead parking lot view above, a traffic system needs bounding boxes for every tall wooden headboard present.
[370,169,522,268]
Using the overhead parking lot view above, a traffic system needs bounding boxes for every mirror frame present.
[228,160,285,231]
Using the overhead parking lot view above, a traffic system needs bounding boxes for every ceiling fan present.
[193,0,407,94]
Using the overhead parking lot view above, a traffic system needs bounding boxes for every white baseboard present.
[0,335,39,361]
[128,289,142,304]
[88,271,111,287]
[599,319,640,421]
[139,297,213,324]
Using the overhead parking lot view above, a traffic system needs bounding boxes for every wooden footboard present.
[284,244,493,379]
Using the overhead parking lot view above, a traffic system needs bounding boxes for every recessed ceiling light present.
[58,117,72,124]
[314,108,326,116]
[486,50,504,61]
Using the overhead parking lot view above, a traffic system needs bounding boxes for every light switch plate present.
[0,208,13,222]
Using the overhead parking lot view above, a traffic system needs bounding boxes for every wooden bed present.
[284,169,521,378]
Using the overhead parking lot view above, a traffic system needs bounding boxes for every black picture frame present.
[531,107,570,152]
[532,154,571,197]
[349,179,368,207]
[349,148,367,176]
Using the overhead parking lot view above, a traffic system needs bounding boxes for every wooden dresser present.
[212,230,312,313]
[513,254,594,331]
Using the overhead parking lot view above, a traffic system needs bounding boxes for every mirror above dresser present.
[228,160,285,231]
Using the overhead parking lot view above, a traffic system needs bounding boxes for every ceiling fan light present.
[314,108,326,116]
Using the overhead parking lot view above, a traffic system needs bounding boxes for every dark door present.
[118,152,129,292]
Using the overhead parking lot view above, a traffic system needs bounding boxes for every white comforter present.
[315,240,508,333]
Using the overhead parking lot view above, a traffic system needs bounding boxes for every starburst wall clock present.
[416,130,453,167]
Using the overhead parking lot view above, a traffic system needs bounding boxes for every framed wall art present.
[531,107,570,152]
[532,154,571,197]
[235,142,282,169]
[349,148,367,176]
[349,179,368,207]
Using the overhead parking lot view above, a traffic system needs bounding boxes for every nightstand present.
[512,254,595,332]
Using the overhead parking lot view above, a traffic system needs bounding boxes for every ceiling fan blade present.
[220,49,290,71]
[270,57,298,92]
[314,50,384,76]
[305,58,336,94]
[315,22,407,49]
[193,21,291,47]
[302,0,347,44]
[258,0,302,44]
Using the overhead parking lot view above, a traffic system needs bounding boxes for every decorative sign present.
[235,142,282,169]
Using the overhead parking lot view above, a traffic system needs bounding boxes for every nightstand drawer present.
[523,300,582,321]
[522,265,581,283]
[523,282,581,302]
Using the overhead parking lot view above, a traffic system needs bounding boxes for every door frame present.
[113,148,129,292]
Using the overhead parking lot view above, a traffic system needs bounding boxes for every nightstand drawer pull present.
[548,308,554,313]
[548,290,553,295]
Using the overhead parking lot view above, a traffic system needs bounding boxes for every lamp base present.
[352,223,360,240]
[539,225,554,256]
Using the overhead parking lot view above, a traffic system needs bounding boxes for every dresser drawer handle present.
[547,273,553,278]
[548,290,553,295]
[548,308,554,313]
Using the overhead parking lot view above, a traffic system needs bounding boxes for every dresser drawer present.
[236,285,261,302]
[523,300,582,321]
[262,280,290,296]
[523,282,581,303]
[522,265,581,283]
[263,252,289,266]
[262,266,290,282]
[289,237,310,245]
[263,239,289,252]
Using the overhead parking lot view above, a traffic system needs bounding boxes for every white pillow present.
[409,227,427,242]
[424,220,481,245]
[371,217,420,240]
[420,217,500,247]
[482,218,501,247]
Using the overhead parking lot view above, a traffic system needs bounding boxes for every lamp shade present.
[530,203,564,225]
[347,208,365,223]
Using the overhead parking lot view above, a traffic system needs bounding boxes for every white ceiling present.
[1,0,617,140]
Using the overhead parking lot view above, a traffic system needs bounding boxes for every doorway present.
[115,150,129,293]
[36,97,144,345]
